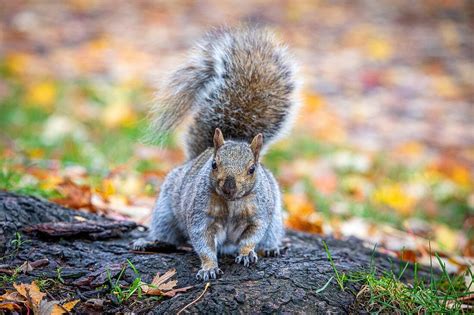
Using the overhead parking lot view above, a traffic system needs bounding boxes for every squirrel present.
[133,25,299,281]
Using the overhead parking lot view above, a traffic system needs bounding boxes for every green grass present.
[321,240,347,291]
[107,259,145,304]
[319,243,473,313]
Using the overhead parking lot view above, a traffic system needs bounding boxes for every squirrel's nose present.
[222,176,237,196]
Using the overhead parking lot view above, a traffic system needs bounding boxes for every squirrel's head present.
[210,128,263,201]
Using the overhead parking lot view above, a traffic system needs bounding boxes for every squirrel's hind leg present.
[132,193,185,251]
[257,207,284,257]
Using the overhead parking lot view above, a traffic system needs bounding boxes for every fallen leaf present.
[397,249,418,263]
[50,299,80,315]
[372,184,416,216]
[13,282,45,307]
[283,193,324,234]
[61,299,80,311]
[26,80,57,109]
[52,178,93,210]
[18,261,34,274]
[141,269,192,297]
[0,301,22,311]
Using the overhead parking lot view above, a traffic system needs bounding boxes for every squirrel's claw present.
[235,250,258,267]
[196,267,223,281]
[132,238,152,251]
[263,248,281,257]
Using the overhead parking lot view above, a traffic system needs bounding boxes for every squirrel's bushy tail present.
[150,25,299,159]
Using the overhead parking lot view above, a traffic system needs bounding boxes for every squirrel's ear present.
[250,133,263,161]
[213,128,225,151]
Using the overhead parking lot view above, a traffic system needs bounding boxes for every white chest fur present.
[213,198,250,254]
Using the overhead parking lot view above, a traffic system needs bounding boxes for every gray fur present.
[133,144,284,280]
[149,25,299,159]
[135,26,297,280]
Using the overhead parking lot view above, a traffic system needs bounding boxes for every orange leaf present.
[52,178,93,210]
[50,300,79,315]
[61,299,80,311]
[397,249,418,263]
[0,301,22,311]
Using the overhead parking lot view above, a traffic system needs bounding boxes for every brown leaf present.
[142,269,192,297]
[162,286,193,297]
[0,301,22,311]
[13,282,46,307]
[396,249,418,263]
[52,178,93,210]
[0,291,25,304]
[18,261,34,274]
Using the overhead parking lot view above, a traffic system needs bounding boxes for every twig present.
[177,282,210,315]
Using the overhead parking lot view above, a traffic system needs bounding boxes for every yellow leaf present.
[366,38,392,61]
[372,184,416,215]
[102,102,136,128]
[51,304,66,315]
[27,148,45,159]
[451,165,471,187]
[304,92,325,112]
[26,81,57,109]
[95,178,116,199]
[4,53,30,76]
[13,281,45,307]
[39,175,63,191]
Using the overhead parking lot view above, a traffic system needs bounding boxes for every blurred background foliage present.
[0,0,472,271]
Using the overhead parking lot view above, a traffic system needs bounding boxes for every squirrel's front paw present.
[196,267,223,281]
[132,238,150,251]
[235,250,258,267]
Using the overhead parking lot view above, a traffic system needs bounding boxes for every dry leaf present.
[162,286,194,298]
[50,299,80,315]
[13,282,46,307]
[52,178,93,210]
[61,299,80,312]
[284,194,324,234]
[396,249,418,263]
[0,291,25,303]
[0,301,22,311]
[18,261,34,274]
[141,269,192,297]
[1,281,78,315]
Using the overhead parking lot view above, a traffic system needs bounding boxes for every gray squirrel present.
[133,25,299,281]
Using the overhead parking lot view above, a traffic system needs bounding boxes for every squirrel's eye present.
[211,160,217,170]
[248,164,256,175]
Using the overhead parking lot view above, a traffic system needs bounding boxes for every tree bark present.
[0,191,429,313]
